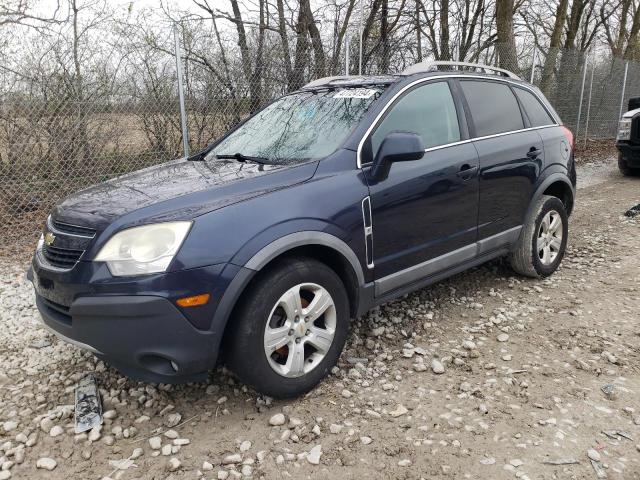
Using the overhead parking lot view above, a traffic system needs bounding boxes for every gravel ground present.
[1,156,639,480]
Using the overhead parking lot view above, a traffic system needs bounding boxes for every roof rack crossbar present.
[401,61,521,80]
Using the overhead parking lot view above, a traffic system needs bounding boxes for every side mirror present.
[370,132,425,182]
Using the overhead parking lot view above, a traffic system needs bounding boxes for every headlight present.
[95,221,192,276]
[617,119,632,141]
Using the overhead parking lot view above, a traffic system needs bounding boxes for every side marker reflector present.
[176,293,210,307]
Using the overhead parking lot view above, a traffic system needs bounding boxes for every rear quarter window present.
[460,80,524,137]
[513,87,555,127]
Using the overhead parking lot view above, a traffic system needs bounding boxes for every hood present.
[53,158,317,230]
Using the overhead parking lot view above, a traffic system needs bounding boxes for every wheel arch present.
[529,172,575,218]
[211,232,365,358]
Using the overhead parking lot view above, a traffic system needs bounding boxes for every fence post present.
[345,35,350,75]
[619,61,629,119]
[583,55,595,148]
[174,24,189,158]
[575,52,589,139]
[529,46,537,84]
[358,0,363,75]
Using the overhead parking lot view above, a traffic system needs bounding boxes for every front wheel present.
[618,154,640,176]
[226,257,349,398]
[509,195,568,278]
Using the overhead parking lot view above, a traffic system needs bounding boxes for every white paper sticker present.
[333,88,377,99]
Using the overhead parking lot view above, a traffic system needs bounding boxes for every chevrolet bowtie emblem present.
[44,232,56,246]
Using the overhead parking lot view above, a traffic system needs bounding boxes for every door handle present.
[456,164,478,179]
[527,147,542,159]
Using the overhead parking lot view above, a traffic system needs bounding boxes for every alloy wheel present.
[263,283,337,378]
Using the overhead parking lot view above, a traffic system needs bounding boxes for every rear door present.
[459,80,545,241]
[362,80,480,292]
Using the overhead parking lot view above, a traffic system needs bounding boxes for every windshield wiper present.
[215,153,269,164]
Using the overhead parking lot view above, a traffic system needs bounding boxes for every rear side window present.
[460,81,524,137]
[371,81,460,156]
[513,87,555,127]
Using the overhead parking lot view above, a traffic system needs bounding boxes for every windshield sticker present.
[333,88,377,99]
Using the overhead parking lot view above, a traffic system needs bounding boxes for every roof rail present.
[303,75,353,89]
[401,61,521,80]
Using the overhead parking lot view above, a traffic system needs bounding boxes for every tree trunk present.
[276,0,294,89]
[539,0,568,96]
[380,0,390,71]
[439,0,450,60]
[301,0,326,79]
[624,5,640,60]
[495,0,518,73]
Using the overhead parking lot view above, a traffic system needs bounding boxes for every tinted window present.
[371,81,460,156]
[514,87,555,127]
[460,81,524,136]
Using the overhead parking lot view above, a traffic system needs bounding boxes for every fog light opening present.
[170,361,179,372]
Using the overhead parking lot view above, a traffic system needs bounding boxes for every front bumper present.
[29,256,246,383]
[617,142,640,167]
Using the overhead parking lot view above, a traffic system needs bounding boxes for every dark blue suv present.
[29,62,576,398]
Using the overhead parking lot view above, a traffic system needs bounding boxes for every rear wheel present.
[226,257,349,398]
[509,195,568,278]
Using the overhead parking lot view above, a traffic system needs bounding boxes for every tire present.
[509,195,568,278]
[619,155,633,176]
[226,257,349,399]
[618,154,640,176]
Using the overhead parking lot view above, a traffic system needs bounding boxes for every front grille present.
[42,243,85,269]
[50,219,96,237]
[38,215,96,270]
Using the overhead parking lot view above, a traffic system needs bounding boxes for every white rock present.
[0,471,10,480]
[88,425,101,442]
[2,421,17,433]
[161,444,172,456]
[360,436,372,445]
[241,465,252,477]
[36,458,57,471]
[40,417,53,433]
[167,457,181,472]
[398,459,412,467]
[431,358,445,374]
[223,453,242,464]
[165,413,182,428]
[203,461,213,471]
[173,438,190,446]
[497,333,510,342]
[390,405,408,418]
[49,426,64,437]
[217,471,229,480]
[269,413,286,426]
[329,424,343,434]
[307,445,322,465]
[164,429,178,439]
[462,340,476,350]
[131,448,143,459]
[239,440,251,452]
[149,436,162,450]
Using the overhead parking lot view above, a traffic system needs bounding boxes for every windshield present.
[206,87,385,165]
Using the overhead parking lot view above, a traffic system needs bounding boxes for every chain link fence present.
[0,22,638,254]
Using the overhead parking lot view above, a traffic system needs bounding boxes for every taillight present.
[561,126,574,149]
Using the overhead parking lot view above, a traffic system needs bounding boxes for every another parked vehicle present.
[617,97,640,176]
[29,61,576,398]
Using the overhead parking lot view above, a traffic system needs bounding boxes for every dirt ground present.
[0,155,639,480]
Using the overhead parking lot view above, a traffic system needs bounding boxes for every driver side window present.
[371,81,461,158]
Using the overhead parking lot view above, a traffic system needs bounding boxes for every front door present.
[361,80,480,294]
